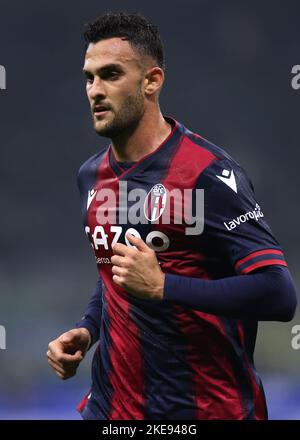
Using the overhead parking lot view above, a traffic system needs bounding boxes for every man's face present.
[83,37,146,138]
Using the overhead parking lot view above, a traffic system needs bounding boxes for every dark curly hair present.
[83,12,165,70]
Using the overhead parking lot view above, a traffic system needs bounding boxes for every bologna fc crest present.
[144,183,167,222]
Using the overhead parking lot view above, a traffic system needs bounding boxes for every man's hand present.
[111,233,165,301]
[47,328,91,380]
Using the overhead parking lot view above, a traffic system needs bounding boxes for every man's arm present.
[75,277,103,348]
[111,235,297,322]
[158,157,297,321]
[111,156,298,322]
[47,278,103,380]
[163,265,297,321]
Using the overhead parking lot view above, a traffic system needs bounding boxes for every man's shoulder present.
[178,120,245,182]
[77,145,108,182]
[183,126,254,196]
[180,121,236,162]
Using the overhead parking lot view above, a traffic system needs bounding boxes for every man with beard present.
[47,12,297,420]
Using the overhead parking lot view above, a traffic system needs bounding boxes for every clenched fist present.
[111,232,165,301]
[47,328,91,380]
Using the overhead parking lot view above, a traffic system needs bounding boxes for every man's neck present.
[110,109,172,162]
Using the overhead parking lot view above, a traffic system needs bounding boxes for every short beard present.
[94,87,145,140]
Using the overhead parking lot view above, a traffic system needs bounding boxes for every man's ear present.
[144,66,165,96]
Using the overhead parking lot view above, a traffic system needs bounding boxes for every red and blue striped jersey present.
[76,116,287,420]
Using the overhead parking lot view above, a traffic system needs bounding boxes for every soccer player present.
[47,12,297,420]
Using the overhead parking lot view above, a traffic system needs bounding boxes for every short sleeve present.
[198,158,287,274]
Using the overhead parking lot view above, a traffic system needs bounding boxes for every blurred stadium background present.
[0,0,300,419]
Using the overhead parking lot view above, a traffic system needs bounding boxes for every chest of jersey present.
[83,156,211,282]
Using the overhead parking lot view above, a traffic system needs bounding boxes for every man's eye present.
[86,76,94,84]
[106,71,121,80]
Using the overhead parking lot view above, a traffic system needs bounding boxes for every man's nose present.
[88,77,106,100]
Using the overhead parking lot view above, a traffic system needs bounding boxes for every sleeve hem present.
[75,320,99,347]
[234,248,287,274]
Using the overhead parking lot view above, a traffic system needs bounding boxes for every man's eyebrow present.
[83,63,125,75]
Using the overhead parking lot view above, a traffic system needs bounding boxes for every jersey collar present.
[107,115,182,179]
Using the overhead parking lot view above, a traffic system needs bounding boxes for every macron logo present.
[87,189,97,210]
[216,169,237,193]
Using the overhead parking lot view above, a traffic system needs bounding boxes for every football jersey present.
[76,116,287,420]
